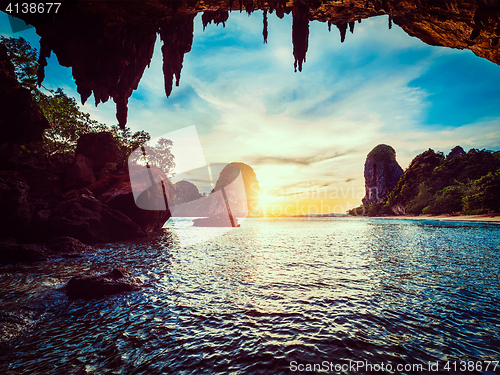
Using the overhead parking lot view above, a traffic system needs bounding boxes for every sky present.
[2,10,500,215]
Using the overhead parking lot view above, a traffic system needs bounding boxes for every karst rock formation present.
[4,0,500,129]
[362,144,404,205]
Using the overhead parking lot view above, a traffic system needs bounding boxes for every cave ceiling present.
[5,0,500,128]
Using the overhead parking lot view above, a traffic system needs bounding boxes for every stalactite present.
[337,23,347,43]
[239,0,243,12]
[269,0,287,19]
[229,0,233,11]
[244,0,255,15]
[114,96,128,130]
[159,15,196,98]
[263,10,268,44]
[77,86,92,105]
[349,20,355,33]
[328,21,332,32]
[292,3,309,72]
[202,10,229,30]
[388,15,392,29]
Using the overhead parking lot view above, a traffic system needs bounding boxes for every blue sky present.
[2,11,500,212]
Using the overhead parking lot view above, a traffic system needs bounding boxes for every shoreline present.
[371,213,500,223]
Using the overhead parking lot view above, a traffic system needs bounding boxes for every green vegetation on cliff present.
[0,36,149,156]
[349,147,500,216]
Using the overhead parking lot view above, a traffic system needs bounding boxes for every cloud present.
[249,150,348,166]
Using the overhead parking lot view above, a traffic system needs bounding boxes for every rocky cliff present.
[362,144,404,205]
[7,0,500,128]
[0,44,49,144]
[212,162,260,217]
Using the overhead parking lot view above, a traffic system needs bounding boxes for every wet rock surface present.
[46,236,93,256]
[64,267,140,299]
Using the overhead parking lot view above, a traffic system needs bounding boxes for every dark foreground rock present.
[48,194,147,244]
[193,214,239,227]
[0,238,47,263]
[0,178,31,239]
[65,267,140,299]
[99,165,174,235]
[46,236,93,257]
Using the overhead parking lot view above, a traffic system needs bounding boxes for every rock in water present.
[362,145,404,205]
[192,213,239,227]
[65,267,139,299]
[46,236,93,256]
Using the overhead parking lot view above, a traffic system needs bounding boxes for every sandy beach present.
[377,213,500,223]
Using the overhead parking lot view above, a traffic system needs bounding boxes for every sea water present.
[0,217,499,374]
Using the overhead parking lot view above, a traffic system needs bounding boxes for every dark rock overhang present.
[5,0,500,128]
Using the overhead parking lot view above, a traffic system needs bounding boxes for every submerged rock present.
[362,144,404,205]
[193,213,240,227]
[65,267,139,299]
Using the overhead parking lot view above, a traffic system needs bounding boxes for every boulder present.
[99,164,174,234]
[362,145,404,205]
[0,238,48,263]
[0,178,31,239]
[193,213,239,227]
[64,154,96,190]
[48,194,147,244]
[75,132,122,176]
[46,236,93,255]
[65,267,139,299]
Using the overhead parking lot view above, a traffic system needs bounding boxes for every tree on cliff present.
[128,138,176,177]
[0,36,149,155]
[386,147,500,215]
